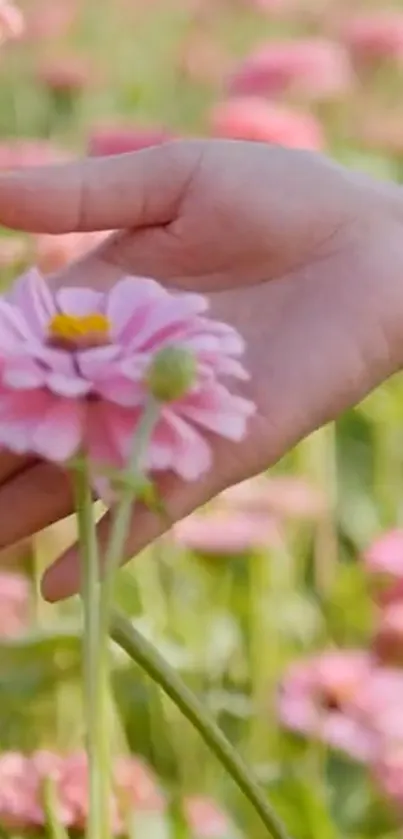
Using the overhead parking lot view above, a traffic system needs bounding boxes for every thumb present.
[0,140,202,234]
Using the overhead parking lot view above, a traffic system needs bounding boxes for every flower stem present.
[100,397,161,632]
[110,611,292,839]
[74,461,109,839]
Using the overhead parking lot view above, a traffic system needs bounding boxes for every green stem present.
[74,463,109,839]
[99,397,161,634]
[111,611,292,839]
[43,778,70,839]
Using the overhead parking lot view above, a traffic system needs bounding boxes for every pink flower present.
[363,530,403,590]
[0,0,24,43]
[340,12,403,67]
[228,39,354,101]
[88,124,174,156]
[210,98,324,150]
[184,796,235,838]
[173,510,282,556]
[278,650,376,761]
[36,55,95,95]
[0,270,254,481]
[220,475,327,520]
[0,751,164,833]
[24,0,77,41]
[372,601,403,666]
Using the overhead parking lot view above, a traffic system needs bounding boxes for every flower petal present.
[3,357,45,390]
[31,400,83,461]
[128,295,209,351]
[56,287,105,317]
[107,276,167,339]
[5,268,56,336]
[46,373,91,397]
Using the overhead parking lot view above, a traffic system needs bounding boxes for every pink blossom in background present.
[373,750,403,814]
[36,55,95,96]
[177,34,231,85]
[173,510,282,555]
[278,650,376,761]
[228,39,354,102]
[0,0,24,43]
[220,475,326,520]
[0,572,30,636]
[0,270,254,481]
[34,231,110,274]
[24,0,78,41]
[88,124,174,156]
[340,12,403,68]
[0,751,164,833]
[363,530,403,586]
[184,796,236,838]
[210,98,324,150]
[372,601,403,666]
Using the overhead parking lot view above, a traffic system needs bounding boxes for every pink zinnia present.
[278,650,376,761]
[220,475,326,520]
[364,530,403,585]
[173,510,282,556]
[210,98,324,150]
[228,39,354,102]
[340,12,403,67]
[184,796,236,838]
[373,601,403,666]
[0,270,254,481]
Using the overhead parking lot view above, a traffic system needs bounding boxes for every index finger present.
[0,141,201,234]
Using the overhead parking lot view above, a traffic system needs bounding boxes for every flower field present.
[2,0,403,836]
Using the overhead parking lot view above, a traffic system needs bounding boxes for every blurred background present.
[3,0,403,836]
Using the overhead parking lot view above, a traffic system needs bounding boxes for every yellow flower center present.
[48,313,110,348]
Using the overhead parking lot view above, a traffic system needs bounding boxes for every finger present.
[0,141,203,234]
[0,462,74,549]
[40,445,244,602]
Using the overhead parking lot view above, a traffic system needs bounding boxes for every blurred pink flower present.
[220,475,327,520]
[210,98,324,150]
[36,56,95,95]
[373,601,403,666]
[278,650,376,761]
[340,12,403,67]
[24,0,77,41]
[34,231,110,275]
[0,270,254,479]
[0,751,164,832]
[173,510,282,556]
[0,0,24,43]
[364,530,403,583]
[0,571,30,636]
[88,124,174,156]
[228,39,354,101]
[373,749,403,814]
[184,796,235,838]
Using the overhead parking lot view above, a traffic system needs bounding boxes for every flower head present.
[278,650,376,761]
[173,510,282,556]
[210,98,324,150]
[0,270,254,482]
[228,39,354,102]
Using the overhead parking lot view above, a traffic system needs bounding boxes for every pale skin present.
[0,139,402,601]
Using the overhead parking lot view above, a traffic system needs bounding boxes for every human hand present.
[0,139,402,600]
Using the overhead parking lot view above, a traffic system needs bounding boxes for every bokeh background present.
[3,0,403,836]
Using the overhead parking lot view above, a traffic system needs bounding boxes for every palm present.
[0,139,402,599]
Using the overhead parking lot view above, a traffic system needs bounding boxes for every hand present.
[0,139,402,601]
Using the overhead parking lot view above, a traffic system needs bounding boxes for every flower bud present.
[147,346,197,402]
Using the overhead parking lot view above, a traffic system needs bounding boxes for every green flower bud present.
[146,345,197,402]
